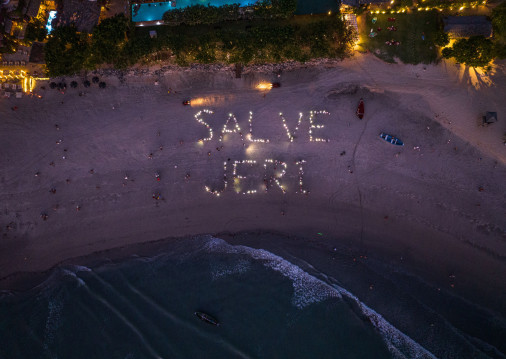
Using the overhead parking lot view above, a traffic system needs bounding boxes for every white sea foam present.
[211,258,251,280]
[203,236,340,308]
[61,268,86,287]
[66,264,92,273]
[42,295,64,358]
[204,235,438,359]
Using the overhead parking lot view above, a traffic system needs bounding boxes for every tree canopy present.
[44,26,90,76]
[491,1,506,41]
[44,11,353,76]
[442,35,494,68]
[88,14,131,66]
[25,19,47,43]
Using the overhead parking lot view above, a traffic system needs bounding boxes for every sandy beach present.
[1,52,505,318]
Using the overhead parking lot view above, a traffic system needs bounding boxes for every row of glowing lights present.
[0,70,45,93]
[195,109,330,144]
[371,0,486,13]
[195,108,329,197]
[204,159,308,196]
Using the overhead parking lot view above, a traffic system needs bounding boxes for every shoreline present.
[2,229,505,356]
[1,53,505,310]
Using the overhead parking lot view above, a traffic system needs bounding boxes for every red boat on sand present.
[356,98,364,119]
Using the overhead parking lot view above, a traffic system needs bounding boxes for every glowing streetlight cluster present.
[195,109,214,143]
[248,111,269,143]
[279,112,304,142]
[263,159,287,193]
[308,110,330,142]
[219,113,244,142]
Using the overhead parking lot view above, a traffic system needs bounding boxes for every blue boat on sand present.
[380,132,404,146]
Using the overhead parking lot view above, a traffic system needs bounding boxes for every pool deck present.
[135,20,163,26]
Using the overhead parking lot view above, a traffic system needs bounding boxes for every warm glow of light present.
[256,82,273,90]
[245,143,257,155]
[459,6,464,10]
[189,97,205,106]
[328,10,331,15]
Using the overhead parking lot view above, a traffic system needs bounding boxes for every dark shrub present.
[92,76,100,83]
[99,82,106,89]
[83,80,91,87]
[49,82,57,89]
[70,81,78,88]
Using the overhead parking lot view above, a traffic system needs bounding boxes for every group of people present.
[385,40,401,46]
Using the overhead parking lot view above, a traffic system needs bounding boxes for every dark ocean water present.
[0,235,503,359]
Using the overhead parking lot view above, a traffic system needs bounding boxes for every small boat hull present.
[195,311,220,326]
[356,99,364,119]
[380,132,404,146]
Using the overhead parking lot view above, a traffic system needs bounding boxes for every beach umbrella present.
[70,81,78,88]
[99,82,106,89]
[92,76,100,84]
[83,80,90,88]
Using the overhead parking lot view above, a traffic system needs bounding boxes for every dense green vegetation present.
[87,15,131,67]
[360,12,440,64]
[25,19,48,43]
[162,0,296,26]
[44,26,90,76]
[0,35,17,54]
[491,1,506,59]
[44,14,354,76]
[163,4,240,26]
[442,35,494,67]
[440,3,505,68]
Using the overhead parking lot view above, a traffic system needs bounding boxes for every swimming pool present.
[132,0,257,23]
[46,10,57,33]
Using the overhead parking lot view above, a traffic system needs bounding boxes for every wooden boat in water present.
[356,98,364,119]
[195,311,220,326]
[380,132,404,146]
